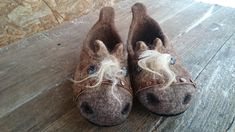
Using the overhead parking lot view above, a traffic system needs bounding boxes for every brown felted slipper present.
[72,7,133,126]
[127,3,196,115]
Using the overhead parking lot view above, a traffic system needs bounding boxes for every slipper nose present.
[136,84,196,115]
[77,87,132,126]
[79,101,131,117]
[80,102,94,115]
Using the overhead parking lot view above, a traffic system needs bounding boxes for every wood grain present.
[0,0,235,131]
[0,81,74,132]
[0,0,197,131]
[153,7,235,132]
[0,13,96,118]
[43,1,233,132]
[156,33,235,132]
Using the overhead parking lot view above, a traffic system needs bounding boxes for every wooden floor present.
[0,0,235,131]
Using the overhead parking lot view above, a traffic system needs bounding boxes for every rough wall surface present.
[0,0,118,47]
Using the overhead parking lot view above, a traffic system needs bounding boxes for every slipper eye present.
[121,67,128,76]
[87,65,97,75]
[170,56,176,65]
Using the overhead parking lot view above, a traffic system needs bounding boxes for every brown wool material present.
[127,3,196,115]
[73,7,133,126]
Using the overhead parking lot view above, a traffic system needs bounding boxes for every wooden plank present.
[161,2,221,40]
[0,81,74,132]
[156,32,235,132]
[172,7,235,77]
[0,12,96,118]
[42,101,160,132]
[115,0,196,41]
[0,0,194,119]
[0,13,99,131]
[0,0,197,131]
[1,0,232,131]
[151,7,235,132]
[41,2,227,132]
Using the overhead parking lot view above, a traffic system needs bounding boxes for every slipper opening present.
[89,26,122,53]
[131,20,165,50]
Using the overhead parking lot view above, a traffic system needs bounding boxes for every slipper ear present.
[94,40,109,57]
[135,41,148,53]
[153,38,164,52]
[132,3,147,18]
[112,43,124,60]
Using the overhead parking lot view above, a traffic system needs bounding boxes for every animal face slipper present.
[72,7,132,126]
[127,3,196,115]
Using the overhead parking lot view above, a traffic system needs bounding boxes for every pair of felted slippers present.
[72,3,196,126]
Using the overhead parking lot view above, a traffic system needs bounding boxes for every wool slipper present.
[127,3,196,115]
[72,7,133,126]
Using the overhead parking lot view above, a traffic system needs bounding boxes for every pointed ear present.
[153,38,163,51]
[112,43,124,59]
[94,40,109,57]
[135,41,148,52]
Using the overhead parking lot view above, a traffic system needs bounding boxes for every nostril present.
[121,103,130,115]
[183,93,192,105]
[80,102,94,114]
[146,93,160,105]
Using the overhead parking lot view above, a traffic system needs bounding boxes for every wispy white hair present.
[138,49,176,89]
[70,55,126,104]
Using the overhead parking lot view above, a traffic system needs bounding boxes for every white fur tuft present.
[137,50,176,89]
[70,56,125,104]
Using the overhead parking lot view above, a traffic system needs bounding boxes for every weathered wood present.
[156,33,235,132]
[0,0,198,131]
[0,81,74,132]
[0,13,98,132]
[42,101,161,132]
[115,0,196,41]
[0,0,194,119]
[0,12,96,118]
[172,7,235,77]
[161,2,221,40]
[152,7,235,132]
[1,0,235,131]
[41,2,233,132]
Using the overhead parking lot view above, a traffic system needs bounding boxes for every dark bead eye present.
[121,67,128,76]
[87,65,96,75]
[170,57,176,65]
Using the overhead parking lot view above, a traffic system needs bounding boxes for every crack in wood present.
[226,116,235,132]
[195,33,234,80]
[150,116,166,131]
[159,2,196,24]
